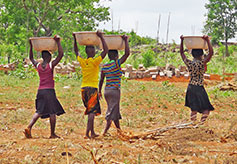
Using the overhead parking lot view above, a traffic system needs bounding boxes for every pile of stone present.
[54,61,79,74]
[0,63,17,72]
[122,64,211,80]
[220,75,237,91]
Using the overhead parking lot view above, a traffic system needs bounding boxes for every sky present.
[98,0,235,43]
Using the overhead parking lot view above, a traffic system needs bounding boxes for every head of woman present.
[191,49,204,60]
[108,50,119,61]
[42,50,52,63]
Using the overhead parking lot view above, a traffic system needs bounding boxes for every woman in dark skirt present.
[24,35,65,139]
[99,35,130,135]
[180,35,214,123]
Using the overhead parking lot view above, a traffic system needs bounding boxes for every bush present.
[142,49,156,68]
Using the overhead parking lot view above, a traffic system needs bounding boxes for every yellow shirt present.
[77,56,102,88]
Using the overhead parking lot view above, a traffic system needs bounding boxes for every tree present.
[0,0,110,62]
[204,0,237,57]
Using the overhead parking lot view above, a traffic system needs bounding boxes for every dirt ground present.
[0,74,236,164]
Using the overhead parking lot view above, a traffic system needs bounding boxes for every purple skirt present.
[104,87,122,120]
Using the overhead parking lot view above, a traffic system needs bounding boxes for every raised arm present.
[52,35,64,67]
[203,35,213,64]
[180,35,187,62]
[97,31,108,59]
[98,71,105,100]
[120,35,130,64]
[29,39,38,67]
[73,33,82,58]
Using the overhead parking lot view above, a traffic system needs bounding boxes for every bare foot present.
[103,133,111,137]
[23,128,32,138]
[91,134,99,139]
[84,135,91,139]
[49,134,60,139]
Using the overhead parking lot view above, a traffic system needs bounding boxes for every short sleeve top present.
[184,58,205,86]
[77,56,102,88]
[102,59,123,88]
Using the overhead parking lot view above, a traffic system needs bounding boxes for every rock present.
[125,64,133,73]
[72,61,80,66]
[144,70,151,78]
[148,66,159,73]
[57,63,64,69]
[124,72,130,78]
[24,58,31,65]
[175,69,180,77]
[159,72,165,77]
[204,73,210,79]
[150,72,158,75]
[180,72,185,76]
[121,68,127,73]
[137,71,144,79]
[179,65,187,72]
[166,71,173,78]
[129,71,137,79]
[184,73,190,79]
[138,64,144,70]
[152,74,157,80]
[3,65,9,69]
[165,64,175,72]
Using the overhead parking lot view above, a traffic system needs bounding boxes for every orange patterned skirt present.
[81,87,101,115]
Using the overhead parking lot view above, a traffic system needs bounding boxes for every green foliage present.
[8,63,37,79]
[141,49,156,68]
[204,0,236,56]
[0,0,110,63]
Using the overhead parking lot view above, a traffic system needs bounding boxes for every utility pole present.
[135,21,139,33]
[191,25,195,35]
[118,19,120,31]
[111,10,114,32]
[156,14,161,43]
[166,12,171,44]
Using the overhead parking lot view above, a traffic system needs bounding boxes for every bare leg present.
[103,120,112,135]
[86,113,99,138]
[114,120,121,133]
[201,110,210,123]
[24,113,41,138]
[49,114,60,138]
[190,111,197,122]
[90,113,99,138]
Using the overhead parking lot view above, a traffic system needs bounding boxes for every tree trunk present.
[225,38,229,57]
[8,54,11,64]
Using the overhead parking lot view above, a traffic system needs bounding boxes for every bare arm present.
[73,33,82,58]
[203,35,213,64]
[29,40,38,67]
[98,71,105,100]
[97,31,108,59]
[120,35,130,64]
[180,35,187,62]
[52,35,64,67]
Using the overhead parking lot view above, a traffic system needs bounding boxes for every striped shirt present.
[102,59,123,88]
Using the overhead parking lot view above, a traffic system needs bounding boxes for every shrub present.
[142,49,156,68]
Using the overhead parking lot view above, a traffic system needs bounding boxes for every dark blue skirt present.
[185,84,214,113]
[36,89,65,119]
